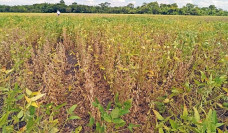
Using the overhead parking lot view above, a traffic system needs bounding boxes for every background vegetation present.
[0,0,228,16]
[0,13,228,132]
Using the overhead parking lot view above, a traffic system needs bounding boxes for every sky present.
[0,0,228,10]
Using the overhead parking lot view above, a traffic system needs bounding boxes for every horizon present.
[0,0,228,11]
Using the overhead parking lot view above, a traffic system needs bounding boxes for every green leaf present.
[0,87,9,92]
[30,93,45,101]
[16,94,25,101]
[159,128,164,133]
[50,127,59,133]
[96,122,101,132]
[98,104,105,114]
[68,104,78,115]
[106,101,112,110]
[182,105,188,119]
[193,107,200,122]
[114,93,121,108]
[88,116,95,127]
[111,108,120,119]
[123,99,132,110]
[101,125,105,133]
[113,118,125,124]
[0,112,10,127]
[92,102,98,107]
[14,83,19,89]
[128,123,140,132]
[200,71,207,82]
[17,110,24,119]
[95,98,99,103]
[26,88,32,96]
[169,119,178,129]
[212,110,218,124]
[215,123,224,128]
[75,126,82,133]
[153,110,164,121]
[119,109,130,116]
[115,122,126,129]
[69,115,81,120]
[103,113,112,123]
[55,103,66,110]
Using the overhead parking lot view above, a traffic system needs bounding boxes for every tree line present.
[0,0,228,16]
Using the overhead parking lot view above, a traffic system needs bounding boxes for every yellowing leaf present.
[50,127,59,133]
[224,55,228,61]
[69,86,72,91]
[163,98,170,103]
[216,103,224,108]
[75,126,82,133]
[31,91,41,96]
[217,128,224,133]
[31,93,45,101]
[27,71,33,75]
[31,102,39,108]
[222,88,228,93]
[5,69,14,74]
[26,88,32,96]
[25,96,31,103]
[153,110,164,121]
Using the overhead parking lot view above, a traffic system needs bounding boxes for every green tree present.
[209,5,216,15]
[60,0,65,5]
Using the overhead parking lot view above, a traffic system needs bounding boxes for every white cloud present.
[129,1,136,5]
[85,0,95,5]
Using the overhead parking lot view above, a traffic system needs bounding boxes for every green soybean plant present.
[153,106,225,133]
[89,94,139,133]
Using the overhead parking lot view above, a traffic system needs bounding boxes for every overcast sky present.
[1,0,228,10]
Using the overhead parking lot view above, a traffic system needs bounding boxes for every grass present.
[0,13,227,132]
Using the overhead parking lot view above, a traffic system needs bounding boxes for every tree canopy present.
[0,0,227,16]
